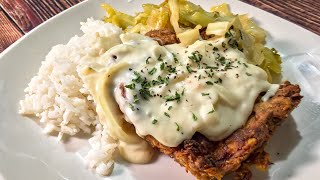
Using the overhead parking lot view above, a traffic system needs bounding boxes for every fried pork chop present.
[144,29,303,180]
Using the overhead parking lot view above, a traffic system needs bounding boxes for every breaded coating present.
[145,82,302,180]
[145,29,179,45]
[144,29,302,179]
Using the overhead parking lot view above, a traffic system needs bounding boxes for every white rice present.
[19,18,122,175]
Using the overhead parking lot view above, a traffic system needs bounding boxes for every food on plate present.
[19,0,302,179]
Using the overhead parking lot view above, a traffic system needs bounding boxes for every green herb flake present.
[133,71,143,83]
[174,122,180,131]
[243,63,248,68]
[148,67,157,75]
[125,83,135,89]
[192,113,198,121]
[164,92,181,102]
[201,93,210,96]
[129,103,135,111]
[206,81,214,85]
[168,106,173,110]
[172,53,179,63]
[152,119,158,124]
[164,112,170,118]
[133,94,139,103]
[142,81,151,89]
[139,89,152,100]
[218,56,226,64]
[160,63,165,70]
[145,56,151,64]
[222,42,226,48]
[188,51,203,64]
[225,31,232,38]
[167,66,177,73]
[208,43,213,46]
[157,54,163,61]
[186,65,195,73]
[198,75,202,80]
[228,38,239,49]
[246,72,252,76]
[213,47,219,51]
[208,105,215,114]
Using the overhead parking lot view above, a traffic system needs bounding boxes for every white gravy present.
[102,33,278,147]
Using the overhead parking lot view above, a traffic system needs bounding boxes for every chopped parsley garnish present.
[145,56,151,64]
[205,70,214,78]
[129,103,135,111]
[181,88,185,96]
[174,122,180,131]
[246,72,252,76]
[167,66,176,73]
[160,63,165,70]
[164,91,181,102]
[168,106,173,110]
[157,54,163,61]
[225,31,232,38]
[218,56,226,65]
[141,80,151,89]
[148,67,157,75]
[172,53,179,63]
[201,93,210,96]
[186,65,195,73]
[206,81,214,85]
[198,75,202,80]
[139,89,152,100]
[188,51,203,64]
[222,42,226,48]
[152,119,158,124]
[214,78,223,84]
[213,47,219,51]
[164,112,170,118]
[208,109,215,114]
[133,94,139,103]
[243,63,248,68]
[208,43,213,46]
[208,105,215,114]
[133,71,143,83]
[125,83,135,89]
[228,38,239,49]
[156,75,169,85]
[206,66,219,70]
[192,113,198,121]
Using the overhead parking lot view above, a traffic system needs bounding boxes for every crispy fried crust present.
[145,29,179,45]
[146,28,213,45]
[145,82,302,180]
[144,29,302,179]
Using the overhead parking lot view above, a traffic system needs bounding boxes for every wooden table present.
[1,0,319,53]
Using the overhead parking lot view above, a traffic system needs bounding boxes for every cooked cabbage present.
[206,21,232,36]
[210,3,232,17]
[101,0,282,82]
[177,25,202,45]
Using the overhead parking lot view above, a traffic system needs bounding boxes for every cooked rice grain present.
[19,18,122,176]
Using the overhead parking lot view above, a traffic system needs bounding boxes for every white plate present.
[1,0,320,180]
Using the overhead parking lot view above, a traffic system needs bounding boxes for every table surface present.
[0,0,319,53]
